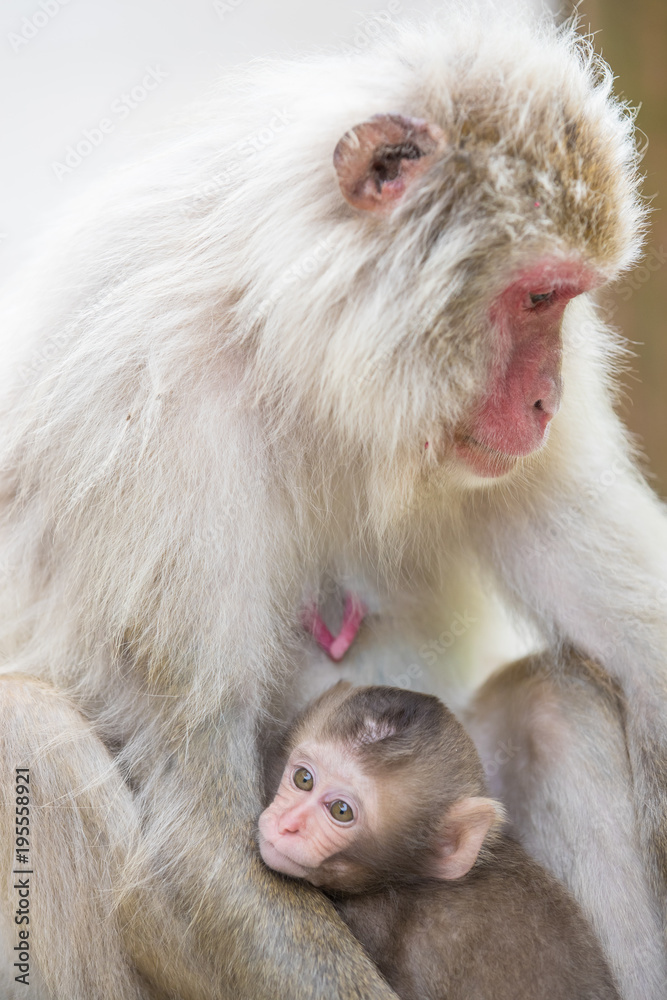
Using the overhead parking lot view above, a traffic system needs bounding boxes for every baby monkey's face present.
[258,741,377,884]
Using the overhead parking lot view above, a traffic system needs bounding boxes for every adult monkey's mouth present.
[453,432,521,479]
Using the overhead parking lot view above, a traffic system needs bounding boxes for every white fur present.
[0,4,663,998]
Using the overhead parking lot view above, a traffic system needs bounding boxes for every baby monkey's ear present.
[333,114,446,214]
[434,797,506,880]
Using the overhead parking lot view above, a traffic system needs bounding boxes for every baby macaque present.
[258,682,620,1000]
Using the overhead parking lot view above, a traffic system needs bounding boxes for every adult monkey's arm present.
[119,727,400,1000]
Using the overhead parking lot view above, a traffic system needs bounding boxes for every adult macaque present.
[0,5,666,999]
[259,682,621,999]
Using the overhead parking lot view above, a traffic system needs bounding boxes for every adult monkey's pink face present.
[456,256,597,478]
[333,113,601,479]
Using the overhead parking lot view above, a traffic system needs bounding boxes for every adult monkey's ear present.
[434,797,505,880]
[333,113,446,214]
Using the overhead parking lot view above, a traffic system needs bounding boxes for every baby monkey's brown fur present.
[261,683,620,1000]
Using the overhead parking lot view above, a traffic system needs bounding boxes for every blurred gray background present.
[1,0,665,493]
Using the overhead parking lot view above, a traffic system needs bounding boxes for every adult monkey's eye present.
[529,291,554,306]
[293,767,313,790]
[329,800,354,822]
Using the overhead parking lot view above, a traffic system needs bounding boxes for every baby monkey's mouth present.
[258,832,312,879]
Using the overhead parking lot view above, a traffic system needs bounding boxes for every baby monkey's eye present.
[329,800,354,823]
[293,767,313,790]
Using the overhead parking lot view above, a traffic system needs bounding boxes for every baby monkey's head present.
[258,682,504,893]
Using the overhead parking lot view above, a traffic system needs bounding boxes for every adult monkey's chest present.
[294,565,520,713]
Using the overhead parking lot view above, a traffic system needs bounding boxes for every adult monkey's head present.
[287,19,644,486]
